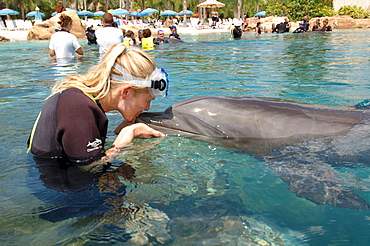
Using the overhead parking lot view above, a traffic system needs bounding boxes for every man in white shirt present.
[95,13,124,59]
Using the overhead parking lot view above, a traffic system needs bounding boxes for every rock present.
[0,36,10,42]
[27,10,86,40]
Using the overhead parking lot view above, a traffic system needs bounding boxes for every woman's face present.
[120,89,155,122]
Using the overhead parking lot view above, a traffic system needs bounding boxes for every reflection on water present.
[1,30,370,245]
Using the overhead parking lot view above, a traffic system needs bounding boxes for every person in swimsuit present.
[28,43,168,166]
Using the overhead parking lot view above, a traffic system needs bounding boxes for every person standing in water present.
[49,13,83,59]
[28,44,168,165]
[95,13,124,59]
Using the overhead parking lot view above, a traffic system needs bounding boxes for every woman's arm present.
[113,123,165,148]
[49,49,56,57]
[76,47,84,55]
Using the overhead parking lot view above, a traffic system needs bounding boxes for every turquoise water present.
[1,29,370,245]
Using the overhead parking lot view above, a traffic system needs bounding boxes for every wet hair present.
[142,28,151,38]
[57,13,72,28]
[51,44,157,99]
[125,30,134,37]
[102,13,114,25]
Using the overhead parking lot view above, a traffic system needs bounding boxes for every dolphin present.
[131,96,370,210]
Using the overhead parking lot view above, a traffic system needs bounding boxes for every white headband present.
[111,63,169,97]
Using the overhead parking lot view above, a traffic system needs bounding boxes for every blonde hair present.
[51,44,157,99]
[58,13,72,28]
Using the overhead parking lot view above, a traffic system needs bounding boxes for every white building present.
[333,0,370,11]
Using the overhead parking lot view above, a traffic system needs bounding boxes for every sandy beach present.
[0,26,230,42]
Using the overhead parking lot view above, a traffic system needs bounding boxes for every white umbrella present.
[197,0,225,8]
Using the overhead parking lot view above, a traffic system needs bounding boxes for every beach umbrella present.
[141,8,158,15]
[197,0,225,8]
[78,10,94,17]
[0,8,20,16]
[93,11,105,16]
[160,10,178,16]
[178,10,194,16]
[129,11,147,17]
[254,11,266,18]
[110,8,129,16]
[66,8,78,13]
[26,10,46,18]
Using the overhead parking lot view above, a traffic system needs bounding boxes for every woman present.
[29,44,167,165]
[255,22,262,34]
[320,19,332,32]
[49,13,83,59]
[56,1,66,13]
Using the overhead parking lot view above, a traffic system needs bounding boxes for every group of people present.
[291,16,332,33]
[255,16,332,34]
[49,13,182,60]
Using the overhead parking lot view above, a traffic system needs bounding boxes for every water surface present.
[1,29,370,245]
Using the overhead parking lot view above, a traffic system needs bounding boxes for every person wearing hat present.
[293,23,306,33]
[154,30,169,45]
[169,25,181,40]
[56,1,66,13]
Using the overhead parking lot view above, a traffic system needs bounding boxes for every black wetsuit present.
[232,26,243,38]
[320,25,332,32]
[293,27,305,33]
[29,88,108,164]
[154,37,169,45]
[169,33,181,40]
[283,21,290,32]
[303,20,310,31]
[276,23,285,33]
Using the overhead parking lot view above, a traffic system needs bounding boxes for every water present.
[1,29,370,245]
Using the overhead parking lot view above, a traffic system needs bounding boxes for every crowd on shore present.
[242,15,332,35]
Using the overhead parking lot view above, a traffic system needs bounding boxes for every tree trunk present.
[237,0,242,19]
[182,0,187,27]
[20,4,25,20]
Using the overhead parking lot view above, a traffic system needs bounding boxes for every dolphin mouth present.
[136,111,203,137]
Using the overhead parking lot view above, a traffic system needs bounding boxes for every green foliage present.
[260,0,334,21]
[0,0,343,20]
[337,5,369,19]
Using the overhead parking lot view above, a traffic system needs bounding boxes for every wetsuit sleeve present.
[56,90,108,164]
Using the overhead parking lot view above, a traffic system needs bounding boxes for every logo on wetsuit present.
[87,138,103,152]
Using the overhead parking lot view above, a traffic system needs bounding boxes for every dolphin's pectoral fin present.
[269,159,370,210]
[286,178,370,210]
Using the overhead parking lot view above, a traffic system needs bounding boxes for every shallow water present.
[1,29,370,245]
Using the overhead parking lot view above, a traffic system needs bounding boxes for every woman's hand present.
[113,123,165,148]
